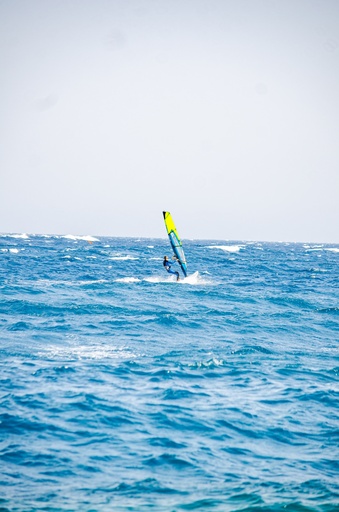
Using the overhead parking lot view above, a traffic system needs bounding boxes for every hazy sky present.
[1,0,338,242]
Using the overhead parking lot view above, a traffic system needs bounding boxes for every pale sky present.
[1,0,338,242]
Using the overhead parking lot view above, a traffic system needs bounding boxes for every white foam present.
[7,233,29,239]
[63,235,77,240]
[181,271,210,285]
[9,248,20,253]
[82,235,99,242]
[62,234,99,242]
[78,279,107,285]
[207,245,243,253]
[110,256,138,261]
[144,276,171,283]
[326,248,339,253]
[39,343,136,361]
[144,271,210,285]
[115,277,140,283]
[305,244,325,252]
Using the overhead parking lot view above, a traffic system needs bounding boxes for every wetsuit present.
[163,258,180,280]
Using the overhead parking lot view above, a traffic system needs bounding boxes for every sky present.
[1,0,338,242]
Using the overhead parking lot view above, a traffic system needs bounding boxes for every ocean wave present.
[62,234,100,242]
[110,255,139,261]
[317,307,339,315]
[3,233,29,239]
[1,248,20,253]
[207,244,244,252]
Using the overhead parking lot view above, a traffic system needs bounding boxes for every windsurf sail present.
[163,211,188,277]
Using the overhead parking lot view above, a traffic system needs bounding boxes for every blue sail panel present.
[168,231,188,277]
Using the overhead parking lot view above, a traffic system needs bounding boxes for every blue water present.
[1,234,338,511]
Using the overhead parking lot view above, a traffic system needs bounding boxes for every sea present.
[0,234,338,512]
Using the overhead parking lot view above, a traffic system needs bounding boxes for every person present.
[163,255,180,281]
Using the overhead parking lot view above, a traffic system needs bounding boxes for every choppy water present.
[1,234,338,511]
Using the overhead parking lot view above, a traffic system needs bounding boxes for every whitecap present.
[207,245,243,253]
[189,357,225,369]
[62,234,99,242]
[326,248,339,253]
[78,279,107,286]
[9,248,20,253]
[39,344,137,361]
[63,235,77,240]
[306,245,325,251]
[81,235,100,242]
[110,256,138,261]
[8,233,29,239]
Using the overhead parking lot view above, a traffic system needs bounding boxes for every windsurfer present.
[163,256,180,281]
